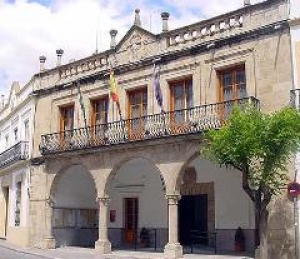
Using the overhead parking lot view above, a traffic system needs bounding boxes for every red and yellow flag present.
[109,69,122,117]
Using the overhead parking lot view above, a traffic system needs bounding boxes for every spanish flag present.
[109,68,122,118]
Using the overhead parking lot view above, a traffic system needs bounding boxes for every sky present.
[0,0,262,96]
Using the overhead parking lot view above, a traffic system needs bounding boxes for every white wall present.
[290,0,300,19]
[108,158,167,229]
[191,158,255,229]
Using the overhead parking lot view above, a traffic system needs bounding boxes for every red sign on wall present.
[287,182,300,198]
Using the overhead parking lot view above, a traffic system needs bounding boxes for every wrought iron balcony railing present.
[40,97,259,155]
[0,141,29,168]
[290,89,300,109]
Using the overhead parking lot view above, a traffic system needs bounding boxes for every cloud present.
[0,0,263,96]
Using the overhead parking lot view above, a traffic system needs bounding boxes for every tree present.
[201,105,300,247]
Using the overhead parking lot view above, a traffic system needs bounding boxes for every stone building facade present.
[1,0,299,258]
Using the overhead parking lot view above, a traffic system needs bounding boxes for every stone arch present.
[104,155,168,249]
[49,163,99,248]
[104,155,166,196]
[175,151,200,192]
[49,163,98,202]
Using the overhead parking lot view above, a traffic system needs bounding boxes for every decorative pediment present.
[116,25,157,61]
[7,81,20,111]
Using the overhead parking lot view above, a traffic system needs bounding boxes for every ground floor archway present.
[50,164,98,247]
[106,158,168,251]
[177,157,255,254]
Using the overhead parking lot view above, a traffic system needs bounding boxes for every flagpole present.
[152,63,155,115]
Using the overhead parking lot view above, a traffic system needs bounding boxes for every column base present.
[255,246,260,259]
[95,239,111,254]
[164,243,183,259]
[44,237,56,249]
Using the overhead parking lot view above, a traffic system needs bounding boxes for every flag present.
[109,68,122,118]
[76,81,87,128]
[153,63,164,112]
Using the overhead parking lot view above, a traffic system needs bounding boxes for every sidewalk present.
[0,239,254,259]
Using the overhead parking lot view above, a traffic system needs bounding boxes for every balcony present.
[0,141,29,169]
[40,97,259,155]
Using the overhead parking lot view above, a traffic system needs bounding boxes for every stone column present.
[95,197,111,254]
[44,199,56,249]
[164,194,183,259]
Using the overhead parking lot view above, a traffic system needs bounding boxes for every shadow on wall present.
[261,195,295,259]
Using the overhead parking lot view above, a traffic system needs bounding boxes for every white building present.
[0,80,35,246]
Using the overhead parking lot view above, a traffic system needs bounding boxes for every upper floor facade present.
[26,0,294,157]
[0,80,35,170]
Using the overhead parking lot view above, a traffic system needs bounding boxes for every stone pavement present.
[0,240,254,259]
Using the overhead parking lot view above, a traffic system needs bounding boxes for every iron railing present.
[290,89,300,109]
[108,227,168,251]
[188,231,217,254]
[0,141,29,168]
[40,97,259,155]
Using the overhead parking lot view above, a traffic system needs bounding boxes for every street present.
[0,245,50,259]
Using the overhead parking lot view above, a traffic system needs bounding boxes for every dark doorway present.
[179,194,208,245]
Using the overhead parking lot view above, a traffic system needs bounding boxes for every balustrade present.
[40,97,259,155]
[0,141,29,168]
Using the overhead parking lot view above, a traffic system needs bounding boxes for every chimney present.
[0,95,4,110]
[110,29,118,49]
[161,12,170,32]
[39,56,46,71]
[56,49,64,66]
[244,0,250,6]
[134,9,141,27]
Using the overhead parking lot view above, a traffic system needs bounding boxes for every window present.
[169,78,193,129]
[218,65,246,102]
[5,135,9,149]
[127,88,147,139]
[15,181,21,227]
[91,97,108,126]
[170,78,193,112]
[24,120,30,141]
[60,105,74,132]
[218,65,246,120]
[90,97,108,144]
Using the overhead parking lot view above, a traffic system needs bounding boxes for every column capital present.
[166,194,181,205]
[97,196,110,206]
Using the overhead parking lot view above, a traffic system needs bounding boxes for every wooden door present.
[124,198,138,244]
[59,105,74,148]
[127,89,147,140]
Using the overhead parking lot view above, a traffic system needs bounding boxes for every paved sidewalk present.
[0,239,254,259]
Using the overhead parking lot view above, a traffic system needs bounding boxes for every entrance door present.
[3,187,9,237]
[124,198,138,244]
[179,195,208,245]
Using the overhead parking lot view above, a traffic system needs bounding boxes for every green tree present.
[201,105,300,247]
